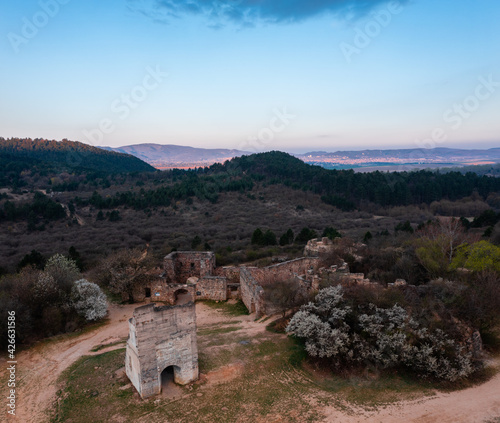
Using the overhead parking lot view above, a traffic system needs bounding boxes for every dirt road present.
[1,303,136,423]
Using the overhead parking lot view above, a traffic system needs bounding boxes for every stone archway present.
[174,289,192,305]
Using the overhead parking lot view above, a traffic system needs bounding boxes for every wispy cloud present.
[128,0,409,27]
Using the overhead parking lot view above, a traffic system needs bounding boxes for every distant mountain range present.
[100,143,500,170]
[101,144,249,169]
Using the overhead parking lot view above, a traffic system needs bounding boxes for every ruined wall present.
[131,281,196,305]
[163,251,216,284]
[320,262,372,287]
[239,258,320,316]
[250,257,320,286]
[195,276,227,301]
[304,237,334,257]
[239,267,265,317]
[219,266,241,284]
[125,302,198,399]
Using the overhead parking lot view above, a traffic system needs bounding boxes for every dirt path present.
[321,365,500,423]
[2,302,500,423]
[1,303,137,423]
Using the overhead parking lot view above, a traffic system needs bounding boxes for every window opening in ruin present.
[190,262,195,269]
[145,288,151,298]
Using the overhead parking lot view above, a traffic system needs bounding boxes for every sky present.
[1,0,499,153]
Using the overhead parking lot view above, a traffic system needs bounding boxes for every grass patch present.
[288,337,308,367]
[90,339,126,352]
[53,348,157,423]
[197,326,242,337]
[203,299,249,316]
[310,369,435,408]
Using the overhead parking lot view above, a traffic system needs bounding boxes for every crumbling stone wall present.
[239,258,320,316]
[240,267,265,317]
[262,257,320,283]
[132,281,196,304]
[125,302,199,399]
[195,276,227,301]
[219,266,241,284]
[304,237,334,257]
[248,257,320,286]
[163,251,216,284]
[320,261,373,287]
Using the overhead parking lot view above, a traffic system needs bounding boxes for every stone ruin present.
[125,302,199,399]
[125,240,405,398]
[239,257,321,318]
[131,251,229,305]
[304,237,334,257]
[126,239,484,399]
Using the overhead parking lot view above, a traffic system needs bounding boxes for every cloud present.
[129,0,408,27]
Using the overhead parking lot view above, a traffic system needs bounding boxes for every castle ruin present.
[126,240,371,398]
[125,302,199,399]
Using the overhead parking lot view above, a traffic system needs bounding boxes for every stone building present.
[125,301,199,399]
[131,251,228,304]
[163,251,216,284]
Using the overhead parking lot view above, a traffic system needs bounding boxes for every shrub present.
[286,285,474,381]
[322,227,342,240]
[451,241,500,273]
[295,227,318,244]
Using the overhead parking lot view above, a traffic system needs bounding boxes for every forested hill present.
[77,151,500,212]
[248,151,499,207]
[0,138,155,174]
[215,151,500,210]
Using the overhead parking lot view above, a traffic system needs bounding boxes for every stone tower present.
[125,302,199,399]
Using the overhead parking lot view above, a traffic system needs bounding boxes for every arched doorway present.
[174,289,192,305]
[160,365,183,398]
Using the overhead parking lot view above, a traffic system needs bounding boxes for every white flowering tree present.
[71,279,108,321]
[286,285,474,381]
[44,254,82,295]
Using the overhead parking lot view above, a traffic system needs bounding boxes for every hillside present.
[0,138,156,174]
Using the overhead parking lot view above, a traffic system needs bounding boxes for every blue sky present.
[1,0,499,153]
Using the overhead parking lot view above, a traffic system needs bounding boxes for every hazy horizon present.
[2,0,500,153]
